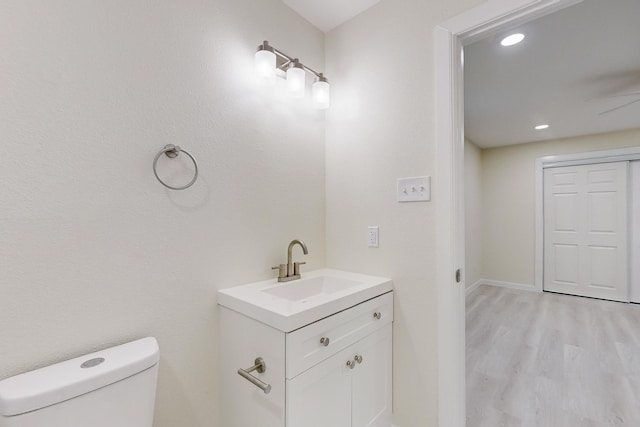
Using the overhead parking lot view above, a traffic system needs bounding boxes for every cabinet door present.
[351,324,392,427]
[286,348,352,427]
[220,308,286,427]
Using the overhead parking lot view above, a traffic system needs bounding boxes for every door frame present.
[535,146,640,292]
[434,0,582,425]
[631,161,640,303]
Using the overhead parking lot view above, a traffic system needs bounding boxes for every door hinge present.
[455,269,461,283]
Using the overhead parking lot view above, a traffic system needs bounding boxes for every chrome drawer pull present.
[373,312,382,320]
[320,337,330,347]
[237,357,271,394]
[347,359,356,369]
[355,354,363,364]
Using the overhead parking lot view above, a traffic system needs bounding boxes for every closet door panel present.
[630,161,640,303]
[544,162,628,302]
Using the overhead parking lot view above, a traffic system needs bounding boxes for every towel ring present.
[153,144,199,190]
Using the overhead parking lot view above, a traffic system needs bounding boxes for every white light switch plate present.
[397,176,431,202]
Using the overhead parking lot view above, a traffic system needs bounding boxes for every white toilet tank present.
[0,337,159,427]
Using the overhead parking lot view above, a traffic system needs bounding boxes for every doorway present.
[435,0,584,425]
[436,0,640,424]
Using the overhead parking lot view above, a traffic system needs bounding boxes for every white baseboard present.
[466,279,541,295]
[465,279,483,296]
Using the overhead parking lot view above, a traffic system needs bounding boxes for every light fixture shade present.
[255,42,276,86]
[287,60,306,98]
[312,76,330,110]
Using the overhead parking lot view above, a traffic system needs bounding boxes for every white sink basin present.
[261,275,363,302]
[217,269,393,332]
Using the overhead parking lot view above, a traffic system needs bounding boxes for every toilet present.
[0,337,159,427]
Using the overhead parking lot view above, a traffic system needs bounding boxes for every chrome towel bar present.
[237,357,271,394]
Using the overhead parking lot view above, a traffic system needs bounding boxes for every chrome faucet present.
[272,239,308,282]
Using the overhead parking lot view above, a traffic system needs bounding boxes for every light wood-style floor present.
[466,285,640,427]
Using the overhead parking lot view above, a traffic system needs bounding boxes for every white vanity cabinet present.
[287,324,392,427]
[219,291,393,427]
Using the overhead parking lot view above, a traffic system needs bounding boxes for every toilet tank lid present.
[0,337,159,417]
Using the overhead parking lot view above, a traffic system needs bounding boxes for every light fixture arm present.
[260,41,326,79]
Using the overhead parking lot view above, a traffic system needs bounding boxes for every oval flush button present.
[81,357,105,368]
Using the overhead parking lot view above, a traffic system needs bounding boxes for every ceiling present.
[464,0,640,148]
[281,0,381,33]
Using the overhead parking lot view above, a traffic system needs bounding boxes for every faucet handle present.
[272,264,286,278]
[293,261,306,276]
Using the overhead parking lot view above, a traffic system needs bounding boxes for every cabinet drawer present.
[285,291,393,379]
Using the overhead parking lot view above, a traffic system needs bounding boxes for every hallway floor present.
[466,285,640,426]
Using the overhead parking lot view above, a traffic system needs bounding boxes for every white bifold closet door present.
[631,161,640,303]
[544,161,628,302]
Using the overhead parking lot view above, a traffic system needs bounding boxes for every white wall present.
[324,0,483,424]
[482,128,640,286]
[464,140,483,289]
[0,1,325,425]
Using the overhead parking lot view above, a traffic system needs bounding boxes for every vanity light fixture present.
[535,124,550,130]
[501,33,525,47]
[255,41,330,109]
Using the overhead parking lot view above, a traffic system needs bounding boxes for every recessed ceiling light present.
[501,33,525,47]
[535,124,550,130]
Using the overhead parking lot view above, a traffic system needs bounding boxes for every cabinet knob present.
[347,359,356,369]
[320,337,330,347]
[355,354,363,364]
[373,312,382,320]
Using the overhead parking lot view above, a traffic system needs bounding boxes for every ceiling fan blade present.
[599,98,640,115]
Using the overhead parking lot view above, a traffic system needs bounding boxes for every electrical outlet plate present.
[368,226,379,248]
[397,176,431,202]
